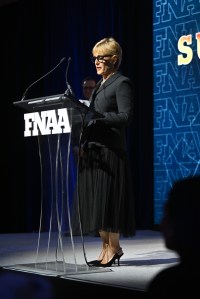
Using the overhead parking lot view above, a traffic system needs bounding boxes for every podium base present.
[3,261,111,277]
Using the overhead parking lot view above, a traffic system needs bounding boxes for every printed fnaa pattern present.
[153,0,200,224]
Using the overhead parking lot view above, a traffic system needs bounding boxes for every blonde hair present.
[92,37,122,69]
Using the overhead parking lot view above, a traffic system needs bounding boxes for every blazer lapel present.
[90,72,121,103]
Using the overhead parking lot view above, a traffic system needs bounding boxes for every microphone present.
[65,57,75,97]
[21,57,66,101]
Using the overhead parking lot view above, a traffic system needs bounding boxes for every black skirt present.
[74,145,136,237]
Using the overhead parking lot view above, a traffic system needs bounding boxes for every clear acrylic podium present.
[9,94,109,276]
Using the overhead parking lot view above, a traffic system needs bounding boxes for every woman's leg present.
[98,230,109,260]
[87,230,109,264]
[101,232,123,264]
[108,232,121,253]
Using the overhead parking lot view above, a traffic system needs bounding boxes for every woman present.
[77,37,135,267]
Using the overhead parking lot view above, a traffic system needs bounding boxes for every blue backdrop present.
[153,0,200,224]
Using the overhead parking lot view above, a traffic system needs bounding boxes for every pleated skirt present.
[76,145,136,237]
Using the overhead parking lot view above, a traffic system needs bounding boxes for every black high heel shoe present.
[88,245,108,266]
[87,259,102,266]
[98,248,124,268]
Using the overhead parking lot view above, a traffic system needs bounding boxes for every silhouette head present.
[82,76,96,100]
[161,175,200,261]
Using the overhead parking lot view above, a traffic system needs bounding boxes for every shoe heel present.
[116,248,124,266]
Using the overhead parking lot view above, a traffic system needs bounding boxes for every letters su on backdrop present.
[177,32,200,65]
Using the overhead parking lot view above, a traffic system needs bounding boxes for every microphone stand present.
[21,57,66,101]
[64,57,75,98]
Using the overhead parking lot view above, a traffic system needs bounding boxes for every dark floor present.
[0,230,179,298]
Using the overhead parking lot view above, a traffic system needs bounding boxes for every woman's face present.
[92,51,116,78]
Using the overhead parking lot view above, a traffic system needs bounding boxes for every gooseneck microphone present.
[65,57,75,97]
[21,57,66,101]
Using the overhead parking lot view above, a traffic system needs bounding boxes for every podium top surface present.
[13,94,91,113]
[13,94,104,120]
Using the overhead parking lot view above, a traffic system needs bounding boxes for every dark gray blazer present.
[81,71,134,150]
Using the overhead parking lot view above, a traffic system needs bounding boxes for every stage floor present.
[0,230,179,297]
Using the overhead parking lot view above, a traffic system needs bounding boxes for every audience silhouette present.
[147,175,200,297]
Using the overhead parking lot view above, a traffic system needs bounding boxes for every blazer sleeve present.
[99,78,134,126]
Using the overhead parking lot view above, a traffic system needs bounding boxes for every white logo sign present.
[24,108,71,137]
